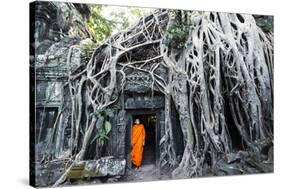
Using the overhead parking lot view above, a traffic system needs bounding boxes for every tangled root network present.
[53,10,273,185]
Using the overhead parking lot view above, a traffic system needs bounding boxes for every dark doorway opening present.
[133,114,156,165]
[35,107,58,144]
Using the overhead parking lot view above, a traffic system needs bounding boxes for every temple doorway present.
[125,108,163,170]
[132,114,156,165]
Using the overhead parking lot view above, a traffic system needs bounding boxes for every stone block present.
[67,157,126,179]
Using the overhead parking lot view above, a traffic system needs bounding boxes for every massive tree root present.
[49,10,273,185]
[167,11,273,178]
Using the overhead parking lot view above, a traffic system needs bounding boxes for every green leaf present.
[104,121,112,134]
[99,128,105,136]
[95,115,104,129]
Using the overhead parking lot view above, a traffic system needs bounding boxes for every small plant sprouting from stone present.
[90,108,114,147]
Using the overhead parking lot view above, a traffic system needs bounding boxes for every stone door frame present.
[125,108,163,172]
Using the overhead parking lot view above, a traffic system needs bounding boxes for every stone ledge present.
[67,157,126,179]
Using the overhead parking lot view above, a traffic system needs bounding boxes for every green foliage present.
[87,5,112,43]
[90,108,115,147]
[80,5,113,63]
[80,6,146,62]
[109,7,145,31]
[165,10,194,49]
[80,39,97,63]
[104,121,112,135]
[109,10,129,31]
[128,7,143,18]
[256,16,273,33]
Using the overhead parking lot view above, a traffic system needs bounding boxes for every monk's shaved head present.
[134,119,140,124]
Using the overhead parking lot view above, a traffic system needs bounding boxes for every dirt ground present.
[123,164,159,182]
[60,164,168,186]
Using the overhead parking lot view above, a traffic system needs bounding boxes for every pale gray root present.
[170,12,273,178]
[46,10,273,186]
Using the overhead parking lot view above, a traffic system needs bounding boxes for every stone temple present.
[30,1,273,187]
[31,2,185,186]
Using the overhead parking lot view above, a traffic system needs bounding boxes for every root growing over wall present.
[48,10,273,185]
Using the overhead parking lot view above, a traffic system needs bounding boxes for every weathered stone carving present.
[115,110,126,158]
[124,95,164,109]
[67,158,126,179]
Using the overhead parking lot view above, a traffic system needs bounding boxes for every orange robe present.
[131,124,146,167]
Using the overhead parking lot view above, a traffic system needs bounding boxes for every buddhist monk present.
[131,118,146,168]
